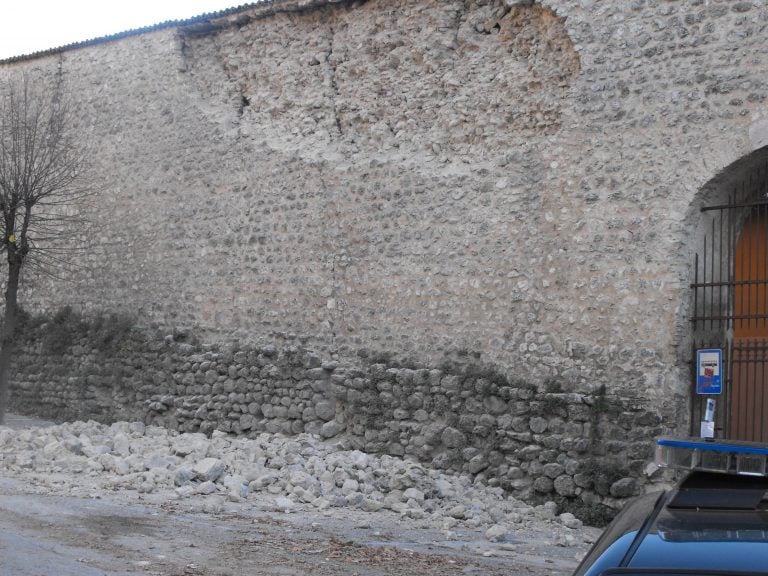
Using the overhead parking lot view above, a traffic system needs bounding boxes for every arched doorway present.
[690,153,768,442]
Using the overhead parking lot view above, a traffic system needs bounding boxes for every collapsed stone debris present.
[0,420,586,544]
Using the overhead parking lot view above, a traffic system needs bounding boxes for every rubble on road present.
[0,420,588,545]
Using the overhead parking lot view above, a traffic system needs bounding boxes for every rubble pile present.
[0,420,584,543]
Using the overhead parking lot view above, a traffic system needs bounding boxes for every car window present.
[628,532,768,572]
[578,532,639,576]
[573,492,665,576]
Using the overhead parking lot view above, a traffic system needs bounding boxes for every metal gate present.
[690,170,768,441]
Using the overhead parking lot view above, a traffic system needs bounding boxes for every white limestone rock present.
[193,458,226,483]
[485,524,509,542]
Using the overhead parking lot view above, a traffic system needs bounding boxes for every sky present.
[0,1,245,59]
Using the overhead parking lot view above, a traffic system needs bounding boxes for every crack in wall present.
[173,0,580,154]
[202,29,252,135]
[176,33,189,73]
[321,175,342,353]
[237,88,250,118]
[325,23,344,139]
[450,4,465,50]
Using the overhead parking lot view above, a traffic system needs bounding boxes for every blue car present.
[573,437,768,576]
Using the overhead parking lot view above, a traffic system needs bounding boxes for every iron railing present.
[690,166,768,442]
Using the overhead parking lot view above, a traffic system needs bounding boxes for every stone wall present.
[2,0,768,501]
[9,312,660,517]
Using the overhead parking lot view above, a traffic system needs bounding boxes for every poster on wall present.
[696,348,722,395]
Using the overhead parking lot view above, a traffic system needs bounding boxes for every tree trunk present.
[0,256,21,425]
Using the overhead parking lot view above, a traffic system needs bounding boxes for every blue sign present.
[696,348,722,395]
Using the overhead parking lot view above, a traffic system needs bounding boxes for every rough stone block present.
[193,458,226,483]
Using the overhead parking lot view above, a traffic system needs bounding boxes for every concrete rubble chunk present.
[341,478,360,495]
[434,478,457,499]
[174,468,195,486]
[274,496,295,512]
[402,487,425,503]
[63,438,84,455]
[249,472,278,490]
[0,418,604,549]
[193,458,226,483]
[129,422,146,436]
[172,433,209,457]
[559,512,583,530]
[112,433,131,457]
[485,524,508,542]
[146,454,180,470]
[197,481,218,495]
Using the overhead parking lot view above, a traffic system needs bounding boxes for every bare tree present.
[0,72,91,424]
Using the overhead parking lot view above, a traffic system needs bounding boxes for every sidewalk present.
[2,413,54,430]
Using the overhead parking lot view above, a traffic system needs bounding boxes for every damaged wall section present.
[3,0,767,508]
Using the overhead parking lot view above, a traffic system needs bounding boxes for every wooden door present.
[730,211,768,441]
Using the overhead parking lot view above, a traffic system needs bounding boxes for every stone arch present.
[682,145,768,439]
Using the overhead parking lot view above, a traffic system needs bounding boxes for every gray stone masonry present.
[4,0,761,411]
[9,332,663,517]
[1,0,766,514]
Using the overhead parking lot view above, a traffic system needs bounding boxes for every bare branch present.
[0,71,95,423]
